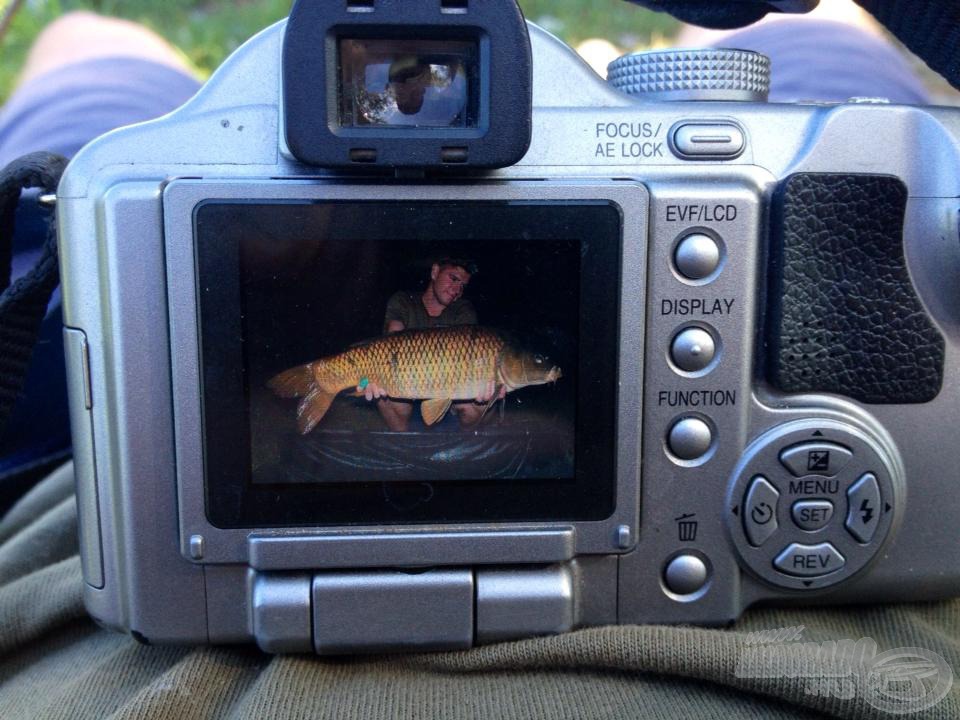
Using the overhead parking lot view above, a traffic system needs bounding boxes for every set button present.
[791,499,834,531]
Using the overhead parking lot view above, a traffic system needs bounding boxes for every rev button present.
[744,476,779,547]
[774,542,845,577]
[780,442,852,477]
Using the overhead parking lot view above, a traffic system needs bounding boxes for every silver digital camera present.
[58,0,960,653]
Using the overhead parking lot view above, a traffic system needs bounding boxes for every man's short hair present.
[435,257,478,275]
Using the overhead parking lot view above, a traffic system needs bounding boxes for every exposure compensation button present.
[668,417,712,460]
[674,233,720,280]
[779,441,852,477]
[670,327,716,373]
[774,542,846,577]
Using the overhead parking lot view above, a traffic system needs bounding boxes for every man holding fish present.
[364,257,507,431]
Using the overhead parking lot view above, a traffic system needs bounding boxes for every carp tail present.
[268,363,314,399]
[296,387,336,434]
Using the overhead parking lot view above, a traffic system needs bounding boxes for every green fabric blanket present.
[1,463,957,719]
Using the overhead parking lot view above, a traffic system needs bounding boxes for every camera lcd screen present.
[338,38,479,128]
[195,201,621,528]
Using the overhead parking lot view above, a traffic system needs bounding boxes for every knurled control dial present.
[726,419,899,591]
[607,48,771,102]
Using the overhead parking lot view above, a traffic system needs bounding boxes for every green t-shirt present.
[383,291,477,333]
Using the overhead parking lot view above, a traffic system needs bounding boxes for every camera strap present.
[0,151,68,433]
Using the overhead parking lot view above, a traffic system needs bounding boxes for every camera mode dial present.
[607,48,771,102]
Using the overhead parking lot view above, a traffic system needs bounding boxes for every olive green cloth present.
[1,463,957,719]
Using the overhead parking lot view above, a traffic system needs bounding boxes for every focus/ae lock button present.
[671,122,745,159]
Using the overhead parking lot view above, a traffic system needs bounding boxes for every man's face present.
[390,67,430,115]
[430,263,471,307]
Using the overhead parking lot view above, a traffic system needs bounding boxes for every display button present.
[674,233,720,280]
[791,499,834,531]
[667,417,713,460]
[663,554,709,595]
[670,327,716,373]
[845,473,881,543]
[671,122,745,159]
[774,542,845,577]
[779,442,852,477]
[744,475,779,547]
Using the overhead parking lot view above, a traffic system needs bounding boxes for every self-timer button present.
[744,475,779,547]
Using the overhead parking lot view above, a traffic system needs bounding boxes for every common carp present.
[268,325,562,434]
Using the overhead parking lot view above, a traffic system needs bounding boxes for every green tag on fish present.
[358,377,369,390]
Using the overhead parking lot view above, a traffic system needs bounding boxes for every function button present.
[743,475,779,547]
[845,473,881,543]
[674,233,720,280]
[774,542,845,577]
[670,327,716,373]
[791,499,834,531]
[671,122,745,159]
[667,417,713,460]
[664,554,709,595]
[779,442,852,477]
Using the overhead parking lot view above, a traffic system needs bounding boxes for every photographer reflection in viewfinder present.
[387,56,432,115]
[383,56,466,126]
[362,257,505,431]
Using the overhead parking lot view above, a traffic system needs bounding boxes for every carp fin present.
[479,384,504,422]
[268,363,313,399]
[296,388,336,434]
[421,398,452,426]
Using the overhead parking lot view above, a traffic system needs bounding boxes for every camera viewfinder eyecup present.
[282,0,532,170]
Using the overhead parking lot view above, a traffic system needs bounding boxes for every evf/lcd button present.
[674,233,721,280]
[670,326,717,373]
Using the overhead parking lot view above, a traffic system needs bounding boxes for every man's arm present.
[383,291,411,334]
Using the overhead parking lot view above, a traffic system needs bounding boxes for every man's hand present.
[474,381,506,404]
[360,381,389,401]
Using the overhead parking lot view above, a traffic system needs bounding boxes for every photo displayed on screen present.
[196,200,621,526]
[231,212,580,484]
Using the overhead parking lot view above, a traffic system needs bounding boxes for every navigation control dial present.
[727,419,898,591]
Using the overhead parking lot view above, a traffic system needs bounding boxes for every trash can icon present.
[675,513,698,542]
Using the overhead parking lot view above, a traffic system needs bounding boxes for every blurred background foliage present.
[0,0,680,101]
